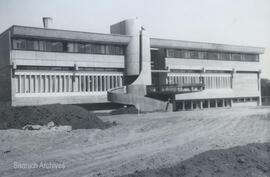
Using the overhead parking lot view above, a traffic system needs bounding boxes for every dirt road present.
[0,107,269,177]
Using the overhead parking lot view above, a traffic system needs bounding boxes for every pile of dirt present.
[111,106,139,115]
[120,143,270,177]
[0,102,113,130]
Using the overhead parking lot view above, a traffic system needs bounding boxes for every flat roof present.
[5,25,265,54]
[150,38,265,54]
[10,25,131,45]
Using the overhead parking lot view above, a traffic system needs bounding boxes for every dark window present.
[189,51,199,59]
[207,52,219,60]
[13,39,26,49]
[166,49,185,58]
[232,53,242,61]
[50,41,63,52]
[39,41,63,52]
[219,53,231,60]
[106,45,124,55]
[199,51,207,59]
[26,40,39,50]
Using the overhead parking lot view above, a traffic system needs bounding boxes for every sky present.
[0,0,269,78]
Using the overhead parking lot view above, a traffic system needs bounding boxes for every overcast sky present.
[0,0,269,78]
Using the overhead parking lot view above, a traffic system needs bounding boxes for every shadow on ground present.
[120,142,270,177]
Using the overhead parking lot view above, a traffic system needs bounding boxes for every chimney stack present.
[42,17,53,28]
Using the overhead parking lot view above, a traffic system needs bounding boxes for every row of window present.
[233,97,258,103]
[14,73,123,94]
[167,75,232,89]
[17,66,123,72]
[12,38,125,55]
[166,49,259,62]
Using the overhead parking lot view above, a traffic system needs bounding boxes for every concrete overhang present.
[10,26,131,45]
[150,38,265,54]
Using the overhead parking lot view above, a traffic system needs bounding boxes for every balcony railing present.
[147,83,205,94]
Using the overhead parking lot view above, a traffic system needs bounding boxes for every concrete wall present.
[11,26,130,45]
[11,50,125,68]
[111,19,141,76]
[233,72,260,97]
[0,31,11,102]
[165,58,260,71]
[150,38,264,54]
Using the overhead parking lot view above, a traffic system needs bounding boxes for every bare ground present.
[0,107,270,177]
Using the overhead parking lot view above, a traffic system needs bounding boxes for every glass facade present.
[166,48,259,62]
[12,38,125,55]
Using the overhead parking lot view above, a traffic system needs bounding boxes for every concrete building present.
[0,19,265,111]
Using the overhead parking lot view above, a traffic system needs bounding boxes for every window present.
[106,45,124,55]
[232,53,241,61]
[13,39,26,49]
[189,51,199,59]
[166,49,185,58]
[207,52,219,60]
[26,40,39,50]
[219,53,231,60]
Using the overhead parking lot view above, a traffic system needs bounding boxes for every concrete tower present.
[110,19,151,96]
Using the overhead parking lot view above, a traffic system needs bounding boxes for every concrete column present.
[29,75,32,93]
[200,100,203,109]
[182,101,185,111]
[191,100,193,110]
[44,75,46,93]
[95,76,98,92]
[54,75,57,92]
[23,75,26,93]
[17,75,21,93]
[120,76,123,86]
[100,76,103,91]
[103,76,106,91]
[107,76,111,89]
[258,71,262,106]
[91,76,94,92]
[85,75,87,92]
[222,99,225,107]
[78,75,81,92]
[208,100,210,108]
[34,75,37,93]
[215,99,218,108]
[112,76,115,88]
[59,75,62,92]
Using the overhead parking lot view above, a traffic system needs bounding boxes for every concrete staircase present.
[107,87,172,112]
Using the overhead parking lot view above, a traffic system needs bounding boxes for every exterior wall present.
[232,72,260,97]
[0,31,11,102]
[11,70,123,106]
[11,50,124,68]
[165,58,260,101]
[262,96,270,105]
[165,58,260,71]
[11,26,130,45]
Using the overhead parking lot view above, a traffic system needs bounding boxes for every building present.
[0,18,265,111]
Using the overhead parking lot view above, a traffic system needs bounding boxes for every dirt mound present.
[120,143,270,177]
[111,106,139,115]
[0,102,113,130]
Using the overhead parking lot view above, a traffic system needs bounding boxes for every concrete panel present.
[11,26,131,45]
[233,72,260,97]
[175,89,235,100]
[11,50,125,68]
[151,38,264,54]
[232,101,258,107]
[165,58,260,71]
[0,31,11,102]
[111,19,141,75]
